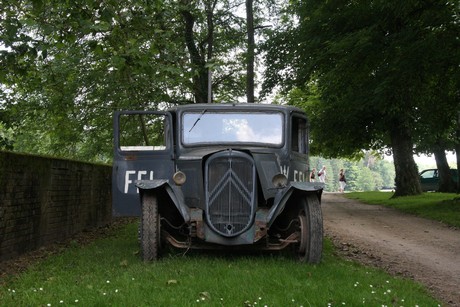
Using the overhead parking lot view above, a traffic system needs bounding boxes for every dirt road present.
[322,193,460,306]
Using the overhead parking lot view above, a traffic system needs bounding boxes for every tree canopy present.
[1,0,268,161]
[264,0,459,195]
[0,1,458,195]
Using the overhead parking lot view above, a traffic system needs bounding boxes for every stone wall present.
[0,151,111,261]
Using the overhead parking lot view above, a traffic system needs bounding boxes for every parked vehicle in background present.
[112,104,325,263]
[419,169,458,192]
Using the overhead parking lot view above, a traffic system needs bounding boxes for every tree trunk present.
[457,111,460,193]
[181,3,208,104]
[205,0,216,103]
[433,147,455,192]
[138,114,150,146]
[246,0,255,103]
[390,121,422,197]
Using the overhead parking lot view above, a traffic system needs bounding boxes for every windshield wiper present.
[188,109,207,132]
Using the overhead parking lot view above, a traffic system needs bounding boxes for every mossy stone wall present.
[0,151,111,261]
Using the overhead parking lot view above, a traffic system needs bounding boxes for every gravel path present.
[322,192,460,306]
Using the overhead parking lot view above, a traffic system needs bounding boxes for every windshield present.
[183,112,283,146]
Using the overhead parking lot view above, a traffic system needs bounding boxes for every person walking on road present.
[310,168,317,182]
[318,166,327,183]
[338,168,347,192]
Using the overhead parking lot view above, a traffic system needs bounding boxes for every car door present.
[112,111,174,216]
[420,169,438,192]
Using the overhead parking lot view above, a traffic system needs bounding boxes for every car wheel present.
[296,194,323,263]
[140,192,161,261]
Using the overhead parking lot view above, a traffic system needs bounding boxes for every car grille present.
[205,150,256,237]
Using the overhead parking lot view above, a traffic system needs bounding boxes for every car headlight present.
[173,171,186,186]
[272,173,288,188]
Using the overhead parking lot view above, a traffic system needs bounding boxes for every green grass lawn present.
[0,222,440,306]
[345,192,460,228]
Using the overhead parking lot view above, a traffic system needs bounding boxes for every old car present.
[112,103,324,263]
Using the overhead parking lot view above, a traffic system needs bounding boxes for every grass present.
[0,222,440,306]
[345,192,460,228]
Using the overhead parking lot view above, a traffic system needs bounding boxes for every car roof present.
[168,103,306,115]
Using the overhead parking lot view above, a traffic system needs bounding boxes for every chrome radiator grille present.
[205,150,256,237]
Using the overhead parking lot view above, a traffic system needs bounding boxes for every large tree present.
[0,0,250,161]
[413,62,459,192]
[264,0,459,196]
[2,0,191,160]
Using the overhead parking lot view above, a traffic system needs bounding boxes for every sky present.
[385,151,457,169]
[417,151,456,162]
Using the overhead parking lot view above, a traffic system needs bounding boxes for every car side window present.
[118,113,167,151]
[291,116,307,154]
[420,170,436,179]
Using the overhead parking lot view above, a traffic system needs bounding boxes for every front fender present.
[266,181,324,227]
[136,179,190,223]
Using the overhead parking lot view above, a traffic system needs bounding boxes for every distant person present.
[338,169,347,192]
[310,168,317,182]
[318,166,326,183]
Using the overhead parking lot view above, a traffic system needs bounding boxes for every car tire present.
[140,192,161,261]
[297,194,323,263]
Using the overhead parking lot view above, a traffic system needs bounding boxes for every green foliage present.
[0,0,256,162]
[346,192,460,227]
[0,222,440,306]
[0,121,14,150]
[274,0,458,155]
[264,0,459,196]
[2,0,456,173]
[1,0,181,160]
